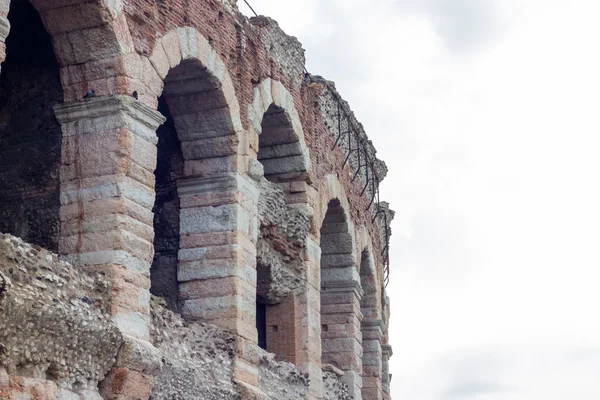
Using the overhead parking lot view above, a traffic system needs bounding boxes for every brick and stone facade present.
[0,0,394,399]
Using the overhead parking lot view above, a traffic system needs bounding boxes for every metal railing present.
[243,2,391,286]
[315,78,390,286]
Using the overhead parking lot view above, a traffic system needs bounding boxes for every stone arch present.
[248,78,311,183]
[147,27,243,142]
[249,78,312,360]
[359,247,381,320]
[315,175,355,238]
[1,0,136,101]
[147,28,257,344]
[317,175,363,398]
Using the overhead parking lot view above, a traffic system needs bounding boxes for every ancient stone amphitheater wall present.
[0,0,393,399]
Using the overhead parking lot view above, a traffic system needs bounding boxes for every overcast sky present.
[240,1,600,398]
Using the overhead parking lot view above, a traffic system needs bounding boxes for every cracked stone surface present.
[323,369,354,400]
[258,351,309,400]
[0,234,122,390]
[257,178,310,304]
[149,297,239,400]
[250,16,306,89]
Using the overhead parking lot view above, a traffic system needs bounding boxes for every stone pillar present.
[176,169,263,396]
[177,172,259,338]
[361,319,384,400]
[55,96,165,399]
[321,280,364,399]
[0,7,10,67]
[381,344,393,400]
[55,95,165,340]
[297,235,324,399]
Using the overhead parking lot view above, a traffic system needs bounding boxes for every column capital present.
[54,95,165,130]
[362,318,384,339]
[322,279,364,300]
[178,173,244,196]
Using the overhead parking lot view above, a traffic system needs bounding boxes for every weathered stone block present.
[320,253,356,268]
[43,1,112,35]
[180,204,249,234]
[321,267,360,284]
[181,135,239,159]
[173,108,237,140]
[183,155,239,177]
[261,154,308,175]
[112,310,150,340]
[116,335,161,374]
[179,276,254,301]
[322,338,362,355]
[99,368,153,400]
[178,259,256,283]
[258,141,303,159]
[320,232,354,255]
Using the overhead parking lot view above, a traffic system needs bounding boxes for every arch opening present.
[253,99,311,359]
[258,103,307,182]
[360,249,383,400]
[150,96,183,311]
[319,199,363,398]
[359,250,379,321]
[0,0,62,251]
[150,54,246,329]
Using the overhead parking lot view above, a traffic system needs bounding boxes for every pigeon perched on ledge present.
[83,89,95,99]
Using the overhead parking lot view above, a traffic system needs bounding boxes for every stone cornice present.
[322,279,364,299]
[361,318,384,339]
[54,95,165,129]
[178,174,239,196]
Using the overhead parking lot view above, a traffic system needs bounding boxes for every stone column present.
[298,235,324,399]
[321,279,364,399]
[0,8,10,67]
[381,344,393,400]
[176,167,263,396]
[362,319,384,400]
[55,95,165,399]
[55,95,165,340]
[177,172,259,337]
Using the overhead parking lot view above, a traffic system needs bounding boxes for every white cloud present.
[241,0,600,398]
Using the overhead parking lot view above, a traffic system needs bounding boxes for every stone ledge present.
[321,279,364,300]
[361,318,385,339]
[54,95,165,132]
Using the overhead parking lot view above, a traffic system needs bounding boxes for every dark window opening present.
[256,300,267,350]
[150,96,183,311]
[0,0,62,251]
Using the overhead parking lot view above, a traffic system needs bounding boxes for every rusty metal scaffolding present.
[316,78,391,287]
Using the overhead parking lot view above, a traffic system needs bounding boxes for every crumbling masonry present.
[0,0,394,399]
